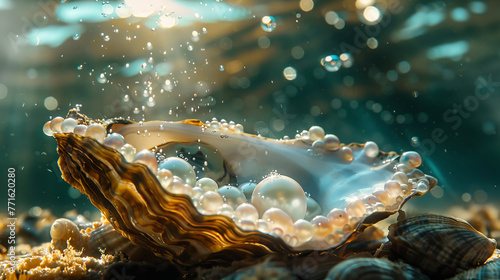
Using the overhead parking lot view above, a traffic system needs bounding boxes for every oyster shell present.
[44,110,437,268]
[387,214,497,278]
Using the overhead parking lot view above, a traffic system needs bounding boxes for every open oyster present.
[43,109,437,266]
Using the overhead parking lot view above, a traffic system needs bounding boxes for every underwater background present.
[0,0,499,219]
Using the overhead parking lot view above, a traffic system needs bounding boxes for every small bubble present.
[321,55,342,72]
[133,108,140,114]
[77,65,83,70]
[123,95,129,102]
[73,33,80,40]
[219,65,225,71]
[103,35,110,42]
[412,91,419,98]
[187,45,193,51]
[202,27,207,34]
[261,16,277,32]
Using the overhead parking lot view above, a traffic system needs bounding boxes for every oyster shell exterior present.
[387,214,497,278]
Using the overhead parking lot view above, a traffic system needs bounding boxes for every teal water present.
[0,0,499,219]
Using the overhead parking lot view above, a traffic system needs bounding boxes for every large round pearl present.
[262,207,293,236]
[103,133,126,149]
[85,124,106,143]
[400,151,422,168]
[234,203,259,222]
[384,180,403,197]
[43,121,54,136]
[311,215,332,240]
[195,177,218,192]
[293,219,313,244]
[50,117,64,133]
[120,144,136,162]
[134,150,158,174]
[345,199,366,217]
[251,175,307,221]
[199,191,223,215]
[363,141,379,158]
[218,186,246,209]
[323,134,340,151]
[308,126,325,141]
[73,125,87,136]
[61,118,78,133]
[158,157,196,187]
[327,208,349,228]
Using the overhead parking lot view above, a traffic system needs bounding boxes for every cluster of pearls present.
[44,117,430,249]
[205,117,244,133]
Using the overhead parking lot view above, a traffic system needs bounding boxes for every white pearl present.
[384,180,403,197]
[363,141,379,158]
[50,117,64,133]
[103,133,126,149]
[158,157,196,186]
[308,126,325,141]
[218,186,246,209]
[73,125,87,136]
[400,151,422,168]
[199,191,223,214]
[312,140,325,154]
[61,118,78,133]
[345,199,366,217]
[262,207,294,236]
[251,175,307,221]
[293,219,313,244]
[157,169,173,190]
[391,172,408,184]
[195,177,219,192]
[165,176,186,194]
[85,124,106,143]
[311,215,332,240]
[361,195,381,205]
[234,203,259,222]
[120,144,136,162]
[323,134,340,151]
[217,204,234,217]
[341,147,353,161]
[373,190,390,205]
[327,208,349,228]
[133,150,158,174]
[43,121,54,136]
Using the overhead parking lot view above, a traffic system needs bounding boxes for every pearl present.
[373,190,390,205]
[61,118,78,133]
[234,124,244,133]
[305,197,322,220]
[218,186,246,208]
[327,208,349,228]
[234,203,259,222]
[311,215,332,240]
[293,219,313,244]
[312,140,325,153]
[195,177,218,192]
[391,172,408,184]
[238,182,257,201]
[308,126,325,141]
[199,191,223,215]
[345,199,366,217]
[158,157,196,186]
[103,133,126,149]
[361,195,381,205]
[192,187,204,199]
[85,124,106,143]
[262,207,294,236]
[73,125,87,136]
[50,117,64,133]
[323,134,340,151]
[157,169,173,190]
[255,219,269,233]
[400,151,422,168]
[341,147,353,161]
[251,175,307,221]
[417,181,429,193]
[165,176,185,194]
[384,180,403,197]
[217,204,234,217]
[133,150,158,174]
[120,144,136,162]
[236,220,255,231]
[43,121,54,136]
[363,141,379,158]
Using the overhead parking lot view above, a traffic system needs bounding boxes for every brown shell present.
[325,257,430,280]
[387,214,497,278]
[53,132,432,275]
